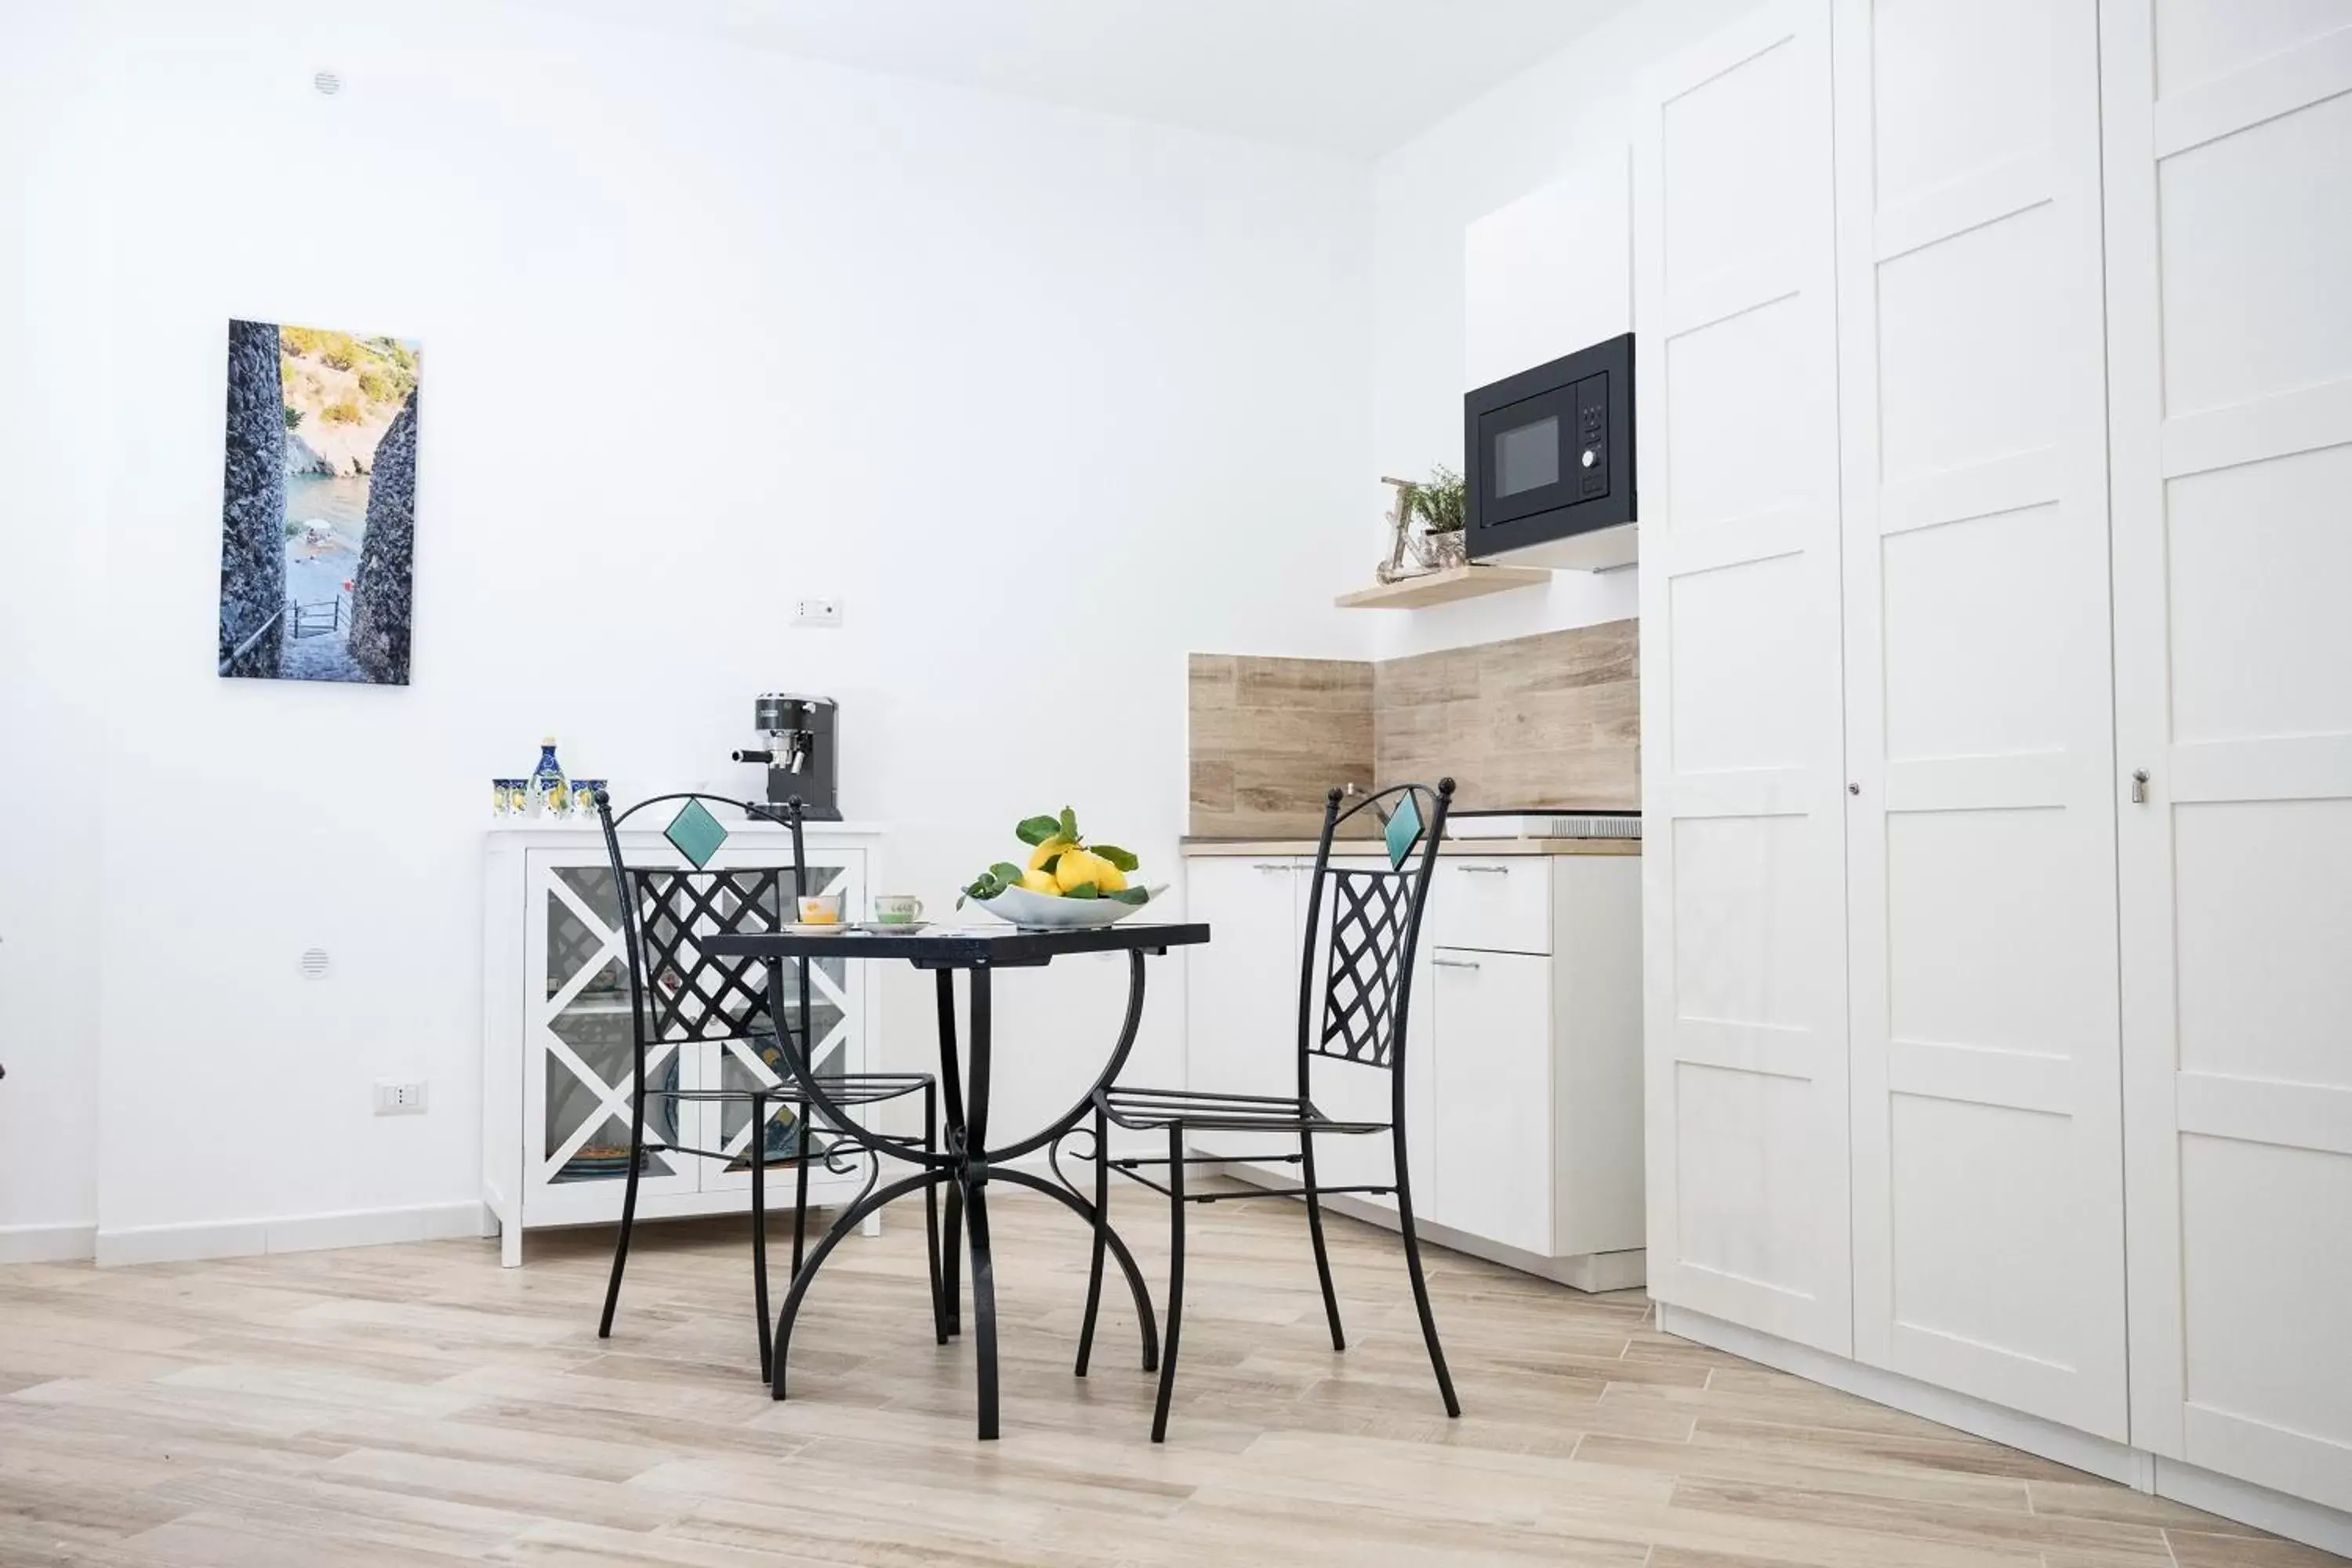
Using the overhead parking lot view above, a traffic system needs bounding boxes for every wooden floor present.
[1,1187,2338,1566]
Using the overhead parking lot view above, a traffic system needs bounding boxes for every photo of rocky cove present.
[216,319,420,684]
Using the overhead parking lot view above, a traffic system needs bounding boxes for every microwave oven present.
[1464,332,1635,570]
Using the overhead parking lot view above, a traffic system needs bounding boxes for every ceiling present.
[517,0,1635,158]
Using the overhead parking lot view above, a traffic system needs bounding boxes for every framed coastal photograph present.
[216,319,421,684]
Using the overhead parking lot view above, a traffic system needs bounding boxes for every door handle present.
[2131,769,2151,804]
[1432,956,1481,970]
[1453,864,1508,875]
[1252,862,1292,873]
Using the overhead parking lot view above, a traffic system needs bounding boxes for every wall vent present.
[299,947,331,978]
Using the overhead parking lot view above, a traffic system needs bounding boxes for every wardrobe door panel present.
[1639,0,1852,1353]
[1836,0,2127,1438]
[2108,0,2352,1507]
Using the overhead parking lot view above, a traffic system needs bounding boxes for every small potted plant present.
[1411,465,1468,567]
[1377,466,1469,583]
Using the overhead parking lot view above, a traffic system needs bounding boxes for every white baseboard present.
[1657,1303,2142,1483]
[1657,1302,2352,1559]
[0,1221,98,1265]
[1209,1158,1647,1292]
[2155,1454,2352,1559]
[94,1200,489,1268]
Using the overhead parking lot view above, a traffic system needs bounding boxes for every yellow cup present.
[796,894,843,925]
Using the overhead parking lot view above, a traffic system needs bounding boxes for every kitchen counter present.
[1181,836,1639,857]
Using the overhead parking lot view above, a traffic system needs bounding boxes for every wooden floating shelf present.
[1334,562,1552,609]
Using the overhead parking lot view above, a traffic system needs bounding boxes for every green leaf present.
[1039,852,1062,875]
[1058,806,1078,841]
[1106,887,1149,905]
[1015,815,1062,846]
[1062,881,1098,899]
[1092,843,1140,873]
[989,862,1023,884]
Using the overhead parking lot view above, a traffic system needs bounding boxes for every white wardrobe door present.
[1637,0,1852,1353]
[1834,0,2127,1439]
[2106,0,2352,1509]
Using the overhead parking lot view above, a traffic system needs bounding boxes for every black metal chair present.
[1069,779,1461,1442]
[593,790,945,1379]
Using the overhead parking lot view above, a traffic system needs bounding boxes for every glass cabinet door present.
[529,861,700,1211]
[522,840,866,1218]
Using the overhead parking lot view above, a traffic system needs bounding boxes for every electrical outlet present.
[373,1080,428,1116]
[792,597,843,628]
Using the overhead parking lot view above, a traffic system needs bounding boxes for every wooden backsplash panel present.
[1187,621,1639,835]
[1187,654,1376,838]
[1374,619,1639,811]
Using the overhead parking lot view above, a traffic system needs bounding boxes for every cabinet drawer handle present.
[1252,862,1292,873]
[1432,956,1481,970]
[1454,864,1508,875]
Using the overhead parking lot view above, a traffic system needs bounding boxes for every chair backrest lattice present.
[594,792,819,1076]
[1298,779,1455,1077]
[625,862,789,1046]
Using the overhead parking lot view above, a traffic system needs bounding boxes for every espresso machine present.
[731,693,841,820]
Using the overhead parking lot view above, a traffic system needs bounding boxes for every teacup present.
[872,895,924,925]
[796,893,844,926]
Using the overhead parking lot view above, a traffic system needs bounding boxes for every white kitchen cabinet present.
[1181,844,1645,1289]
[1428,948,1552,1254]
[1464,152,1632,394]
[482,819,882,1267]
[1179,855,1306,1162]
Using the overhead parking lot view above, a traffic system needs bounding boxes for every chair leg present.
[1075,1102,1109,1377]
[942,1176,964,1338]
[924,1086,948,1346]
[791,1101,811,1282]
[1300,1124,1346,1352]
[597,1072,647,1340]
[1392,1128,1460,1419]
[750,1092,771,1383]
[1150,1122,1186,1443]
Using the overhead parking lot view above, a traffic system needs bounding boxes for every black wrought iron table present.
[706,920,1210,1439]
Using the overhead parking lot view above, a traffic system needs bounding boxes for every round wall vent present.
[312,70,342,96]
[299,947,332,978]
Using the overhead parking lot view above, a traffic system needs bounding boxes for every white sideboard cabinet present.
[1181,842,1645,1291]
[482,818,885,1267]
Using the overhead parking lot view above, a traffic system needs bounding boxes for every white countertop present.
[1182,836,1638,857]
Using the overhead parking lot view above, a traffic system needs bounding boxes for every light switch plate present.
[373,1080,428,1116]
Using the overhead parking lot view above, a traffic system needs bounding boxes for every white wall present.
[0,7,111,1259]
[1367,0,1755,659]
[0,0,1376,1250]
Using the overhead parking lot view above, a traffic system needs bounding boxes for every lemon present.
[1020,866,1059,895]
[1027,835,1075,872]
[1054,848,1109,894]
[1094,859,1128,894]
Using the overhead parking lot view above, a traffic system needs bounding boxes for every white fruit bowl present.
[971,883,1168,931]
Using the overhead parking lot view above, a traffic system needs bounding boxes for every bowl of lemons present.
[960,808,1166,931]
